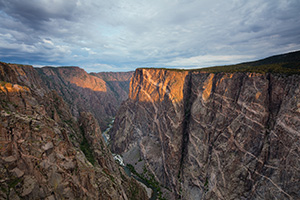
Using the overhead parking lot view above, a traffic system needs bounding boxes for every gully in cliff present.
[109,51,300,200]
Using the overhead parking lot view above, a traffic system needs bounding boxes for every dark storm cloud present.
[0,0,300,71]
[0,0,78,30]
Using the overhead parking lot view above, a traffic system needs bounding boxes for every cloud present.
[0,0,300,71]
[81,63,134,73]
[166,55,256,68]
[42,39,54,46]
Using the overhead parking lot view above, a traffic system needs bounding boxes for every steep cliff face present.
[36,67,133,130]
[0,62,147,199]
[182,72,300,200]
[91,71,133,102]
[111,69,189,199]
[111,66,300,199]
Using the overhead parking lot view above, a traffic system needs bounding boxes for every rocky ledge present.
[0,62,147,199]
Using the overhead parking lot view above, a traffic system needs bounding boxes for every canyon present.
[0,63,147,199]
[0,50,300,199]
[36,67,133,130]
[110,51,300,199]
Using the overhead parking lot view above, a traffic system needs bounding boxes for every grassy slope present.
[139,50,300,74]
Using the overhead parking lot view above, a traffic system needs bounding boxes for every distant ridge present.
[139,50,300,74]
[245,50,300,65]
[200,50,300,74]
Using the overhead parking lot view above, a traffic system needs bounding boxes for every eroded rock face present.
[91,71,134,103]
[182,72,300,200]
[0,62,147,200]
[111,69,189,199]
[36,67,133,130]
[111,68,300,199]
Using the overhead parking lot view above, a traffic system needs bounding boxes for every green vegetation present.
[80,136,96,165]
[79,126,96,165]
[137,67,187,72]
[138,50,300,75]
[126,164,166,200]
[128,183,140,200]
[198,62,300,74]
[0,81,8,86]
[0,166,22,200]
[103,170,116,184]
[0,177,22,199]
[139,62,300,74]
[204,177,209,191]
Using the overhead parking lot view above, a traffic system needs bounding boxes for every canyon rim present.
[0,50,300,199]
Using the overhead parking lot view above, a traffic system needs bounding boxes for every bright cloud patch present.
[167,55,256,67]
[0,0,299,71]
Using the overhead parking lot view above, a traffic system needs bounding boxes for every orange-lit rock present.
[42,67,107,92]
[129,68,188,103]
[202,73,214,101]
[0,62,147,200]
[36,67,133,130]
[111,67,300,200]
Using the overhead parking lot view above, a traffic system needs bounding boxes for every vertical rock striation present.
[111,68,189,199]
[111,67,300,199]
[182,72,300,200]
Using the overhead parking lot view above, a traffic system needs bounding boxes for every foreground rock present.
[0,62,147,199]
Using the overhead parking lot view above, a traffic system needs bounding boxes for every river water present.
[102,118,114,143]
[101,118,157,199]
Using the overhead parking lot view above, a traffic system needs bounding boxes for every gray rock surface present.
[111,68,300,199]
[36,67,133,130]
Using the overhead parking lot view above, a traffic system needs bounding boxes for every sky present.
[0,0,300,72]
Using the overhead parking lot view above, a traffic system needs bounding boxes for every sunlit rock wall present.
[111,68,300,199]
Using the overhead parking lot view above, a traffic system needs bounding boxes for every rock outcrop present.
[0,62,147,199]
[36,67,133,130]
[91,71,133,103]
[110,52,300,199]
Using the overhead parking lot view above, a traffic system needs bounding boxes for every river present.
[101,118,158,199]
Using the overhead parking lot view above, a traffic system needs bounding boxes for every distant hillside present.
[91,71,133,102]
[140,50,300,74]
[36,67,133,130]
[200,50,300,74]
